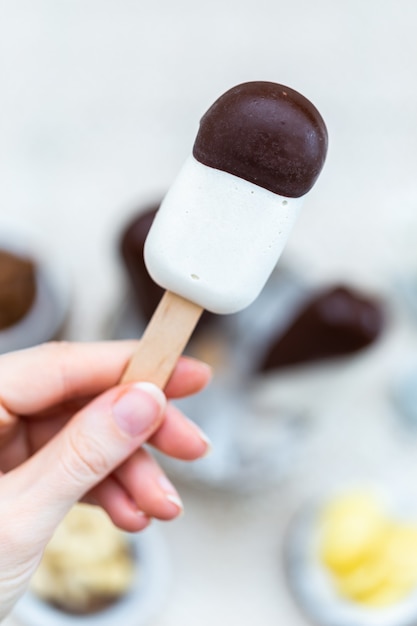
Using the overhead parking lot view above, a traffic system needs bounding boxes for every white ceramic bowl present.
[13,525,171,626]
[0,218,70,354]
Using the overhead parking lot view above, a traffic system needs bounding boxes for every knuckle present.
[39,341,74,397]
[60,429,111,486]
[0,504,42,566]
[39,340,72,358]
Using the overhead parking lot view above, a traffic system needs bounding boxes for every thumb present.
[25,381,166,523]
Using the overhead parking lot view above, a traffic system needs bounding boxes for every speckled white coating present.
[144,156,303,314]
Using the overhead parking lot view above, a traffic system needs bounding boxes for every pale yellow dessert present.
[30,504,136,614]
[320,490,390,575]
[319,490,417,607]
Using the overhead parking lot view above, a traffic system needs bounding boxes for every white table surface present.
[2,1,417,624]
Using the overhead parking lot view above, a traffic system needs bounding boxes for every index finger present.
[0,341,211,416]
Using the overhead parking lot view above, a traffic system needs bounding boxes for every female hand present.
[0,340,211,619]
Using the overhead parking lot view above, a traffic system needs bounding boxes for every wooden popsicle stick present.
[120,290,204,388]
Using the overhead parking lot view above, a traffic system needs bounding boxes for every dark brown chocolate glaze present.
[193,81,328,198]
[0,249,36,329]
[258,286,384,372]
[120,205,215,328]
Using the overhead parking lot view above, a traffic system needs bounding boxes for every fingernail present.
[128,502,151,522]
[127,499,147,517]
[190,420,212,457]
[0,406,17,430]
[200,361,214,378]
[113,382,166,437]
[159,475,184,513]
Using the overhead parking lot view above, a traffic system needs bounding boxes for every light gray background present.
[3,1,417,624]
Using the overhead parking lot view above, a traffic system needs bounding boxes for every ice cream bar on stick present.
[121,81,328,387]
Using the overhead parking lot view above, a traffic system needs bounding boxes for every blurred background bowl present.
[0,218,71,354]
[14,523,171,626]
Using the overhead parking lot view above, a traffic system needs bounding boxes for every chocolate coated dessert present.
[258,286,384,372]
[193,81,328,198]
[0,249,36,329]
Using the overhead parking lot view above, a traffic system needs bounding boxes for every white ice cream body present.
[144,155,303,315]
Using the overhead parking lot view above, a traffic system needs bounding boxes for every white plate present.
[13,525,171,626]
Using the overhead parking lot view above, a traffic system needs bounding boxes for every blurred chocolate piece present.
[258,285,384,372]
[120,205,163,322]
[120,204,215,328]
[0,249,36,329]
